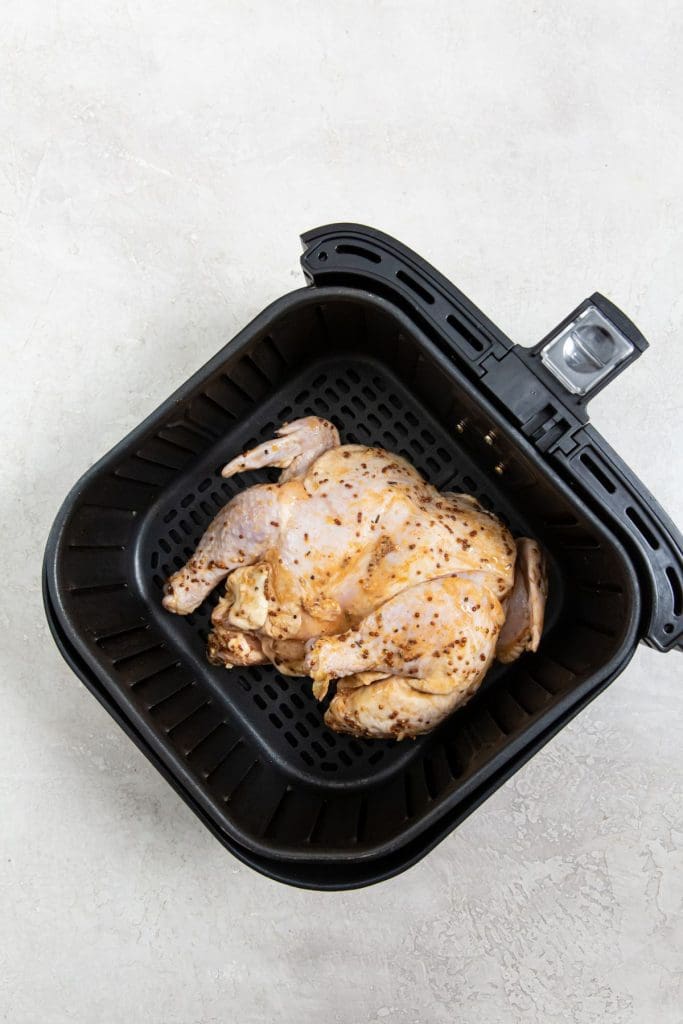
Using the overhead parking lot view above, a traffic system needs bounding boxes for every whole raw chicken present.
[163,417,547,739]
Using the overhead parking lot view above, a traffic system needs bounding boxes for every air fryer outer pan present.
[43,225,683,889]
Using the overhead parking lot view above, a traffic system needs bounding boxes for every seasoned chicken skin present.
[163,417,547,739]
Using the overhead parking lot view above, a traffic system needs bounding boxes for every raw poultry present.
[163,417,547,739]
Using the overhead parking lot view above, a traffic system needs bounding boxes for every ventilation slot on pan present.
[666,566,682,617]
[580,452,616,494]
[335,243,381,264]
[446,313,485,354]
[396,270,435,305]
[625,506,660,550]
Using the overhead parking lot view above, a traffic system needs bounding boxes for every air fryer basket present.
[44,225,683,889]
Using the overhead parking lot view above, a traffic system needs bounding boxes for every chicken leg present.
[305,575,505,738]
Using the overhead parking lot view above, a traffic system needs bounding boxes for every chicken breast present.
[163,417,547,739]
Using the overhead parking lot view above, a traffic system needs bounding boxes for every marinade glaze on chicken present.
[163,417,547,739]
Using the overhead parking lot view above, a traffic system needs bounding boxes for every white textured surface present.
[2,2,682,1021]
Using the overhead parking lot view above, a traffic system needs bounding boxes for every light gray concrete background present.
[2,2,682,1021]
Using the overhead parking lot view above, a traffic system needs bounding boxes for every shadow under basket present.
[44,224,683,889]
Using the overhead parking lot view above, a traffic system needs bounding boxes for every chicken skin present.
[163,417,547,739]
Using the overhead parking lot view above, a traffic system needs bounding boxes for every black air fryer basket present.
[44,225,683,889]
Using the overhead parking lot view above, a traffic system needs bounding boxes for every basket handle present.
[300,222,514,370]
[300,223,683,652]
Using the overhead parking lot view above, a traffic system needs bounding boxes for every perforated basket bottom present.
[136,353,551,788]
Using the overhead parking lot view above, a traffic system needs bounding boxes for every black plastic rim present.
[43,282,645,887]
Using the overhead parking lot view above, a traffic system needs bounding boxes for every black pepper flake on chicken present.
[163,417,548,740]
